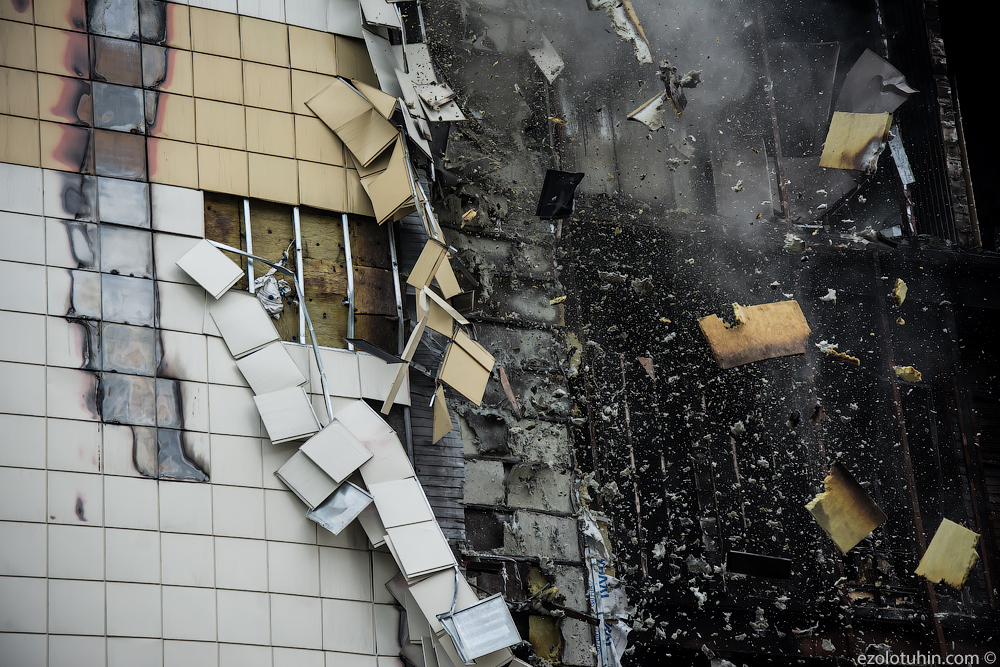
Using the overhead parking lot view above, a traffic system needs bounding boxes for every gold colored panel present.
[294,115,343,166]
[147,136,198,189]
[298,161,346,213]
[192,52,242,105]
[242,61,291,113]
[249,153,298,206]
[245,107,294,158]
[335,36,378,87]
[37,72,92,126]
[189,7,240,58]
[819,112,893,171]
[698,300,811,369]
[240,15,288,67]
[145,90,195,142]
[0,113,40,166]
[0,67,38,118]
[142,45,193,97]
[805,461,887,554]
[198,145,248,197]
[288,25,337,75]
[915,518,980,589]
[162,3,191,50]
[39,119,93,173]
[290,69,335,117]
[35,25,88,78]
[1,20,34,70]
[0,0,33,23]
[33,0,85,32]
[195,98,246,150]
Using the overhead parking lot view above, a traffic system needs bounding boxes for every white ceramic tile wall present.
[1,154,417,664]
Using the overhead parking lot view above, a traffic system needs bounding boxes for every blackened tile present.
[39,121,95,173]
[101,372,156,426]
[102,321,156,375]
[138,0,163,43]
[43,169,98,221]
[90,35,141,86]
[156,427,209,482]
[93,81,144,132]
[87,0,138,40]
[94,128,146,179]
[46,218,100,270]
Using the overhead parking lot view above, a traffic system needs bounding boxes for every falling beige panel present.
[147,137,199,189]
[33,0,85,31]
[294,115,344,166]
[141,45,193,97]
[0,67,38,118]
[35,25,89,78]
[240,15,289,67]
[0,0,33,22]
[819,112,892,171]
[36,73,92,126]
[249,153,298,206]
[0,20,36,70]
[805,461,887,554]
[192,52,243,105]
[336,36,378,87]
[243,61,292,113]
[189,7,240,58]
[39,120,93,173]
[288,25,337,75]
[0,114,40,166]
[914,518,980,589]
[299,161,347,213]
[246,108,295,158]
[698,301,811,369]
[145,91,195,142]
[198,145,248,197]
[291,69,337,117]
[346,168,375,218]
[195,98,246,150]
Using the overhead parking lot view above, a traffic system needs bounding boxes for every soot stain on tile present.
[75,494,87,521]
[58,174,98,220]
[157,427,209,482]
[51,124,95,173]
[51,76,93,125]
[138,0,167,44]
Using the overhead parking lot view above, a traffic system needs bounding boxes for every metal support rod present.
[243,199,254,293]
[205,240,334,423]
[293,207,305,344]
[342,213,355,350]
[388,223,405,356]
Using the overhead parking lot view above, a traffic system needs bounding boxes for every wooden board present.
[698,300,810,369]
[349,213,392,269]
[354,265,396,316]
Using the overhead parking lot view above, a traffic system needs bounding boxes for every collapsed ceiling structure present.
[0,0,996,665]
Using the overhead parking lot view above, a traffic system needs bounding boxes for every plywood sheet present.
[805,461,887,554]
[698,300,810,369]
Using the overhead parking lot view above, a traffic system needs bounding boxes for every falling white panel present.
[176,239,244,300]
[254,386,320,444]
[384,522,455,580]
[274,450,338,509]
[300,420,372,484]
[236,341,307,395]
[210,290,281,358]
[367,477,434,529]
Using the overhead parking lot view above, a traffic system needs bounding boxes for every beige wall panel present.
[33,0,85,32]
[190,7,240,58]
[288,26,337,75]
[142,45,193,96]
[146,91,195,142]
[241,16,288,67]
[195,98,247,150]
[335,36,378,87]
[198,144,248,197]
[37,72,93,126]
[193,53,243,105]
[246,107,295,158]
[0,20,36,70]
[0,67,38,118]
[299,161,346,213]
[249,153,298,206]
[148,136,199,189]
[346,168,375,218]
[0,0,33,22]
[0,114,40,166]
[243,61,291,113]
[290,69,336,117]
[294,115,344,166]
[40,120,93,173]
[35,26,89,78]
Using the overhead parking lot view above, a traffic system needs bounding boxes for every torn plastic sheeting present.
[818,112,893,172]
[536,169,585,219]
[253,268,292,319]
[805,461,887,554]
[627,92,667,131]
[587,556,630,667]
[836,49,916,115]
[586,0,652,65]
[659,61,702,118]
[914,518,980,589]
[698,300,811,369]
[305,480,373,535]
[528,34,565,84]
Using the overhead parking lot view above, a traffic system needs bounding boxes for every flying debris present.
[659,61,703,118]
[806,461,887,554]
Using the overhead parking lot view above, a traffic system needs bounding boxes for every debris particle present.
[786,412,800,429]
[731,179,744,193]
[730,421,745,436]
[547,116,568,126]
[827,349,860,366]
[891,278,907,306]
[896,317,905,325]
[808,405,826,423]
[783,233,805,254]
[598,270,627,284]
[631,277,654,295]
[637,357,656,380]
[822,639,836,652]
[819,289,837,304]
[549,296,567,305]
[894,365,922,382]
[461,209,477,227]
[769,281,779,290]
[914,518,980,589]
[659,61,702,117]
[858,226,879,242]
[805,461,887,553]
